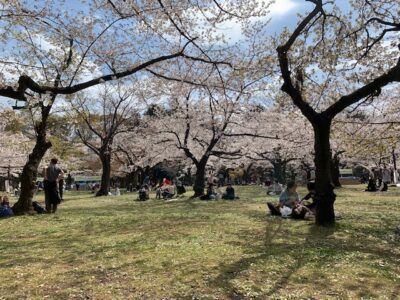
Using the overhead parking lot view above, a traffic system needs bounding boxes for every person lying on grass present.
[267,181,312,219]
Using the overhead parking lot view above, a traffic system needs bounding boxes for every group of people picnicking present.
[364,165,394,192]
[267,181,317,219]
[1,159,398,219]
[199,172,238,200]
[135,172,237,201]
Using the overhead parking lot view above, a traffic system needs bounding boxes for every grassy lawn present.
[1,185,399,299]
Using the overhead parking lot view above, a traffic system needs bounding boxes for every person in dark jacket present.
[222,184,236,200]
[43,158,63,213]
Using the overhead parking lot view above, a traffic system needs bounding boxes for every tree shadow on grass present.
[210,218,285,299]
[210,215,400,299]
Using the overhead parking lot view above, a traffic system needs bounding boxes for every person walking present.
[43,158,63,213]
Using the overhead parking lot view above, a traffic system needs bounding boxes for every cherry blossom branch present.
[0,40,193,101]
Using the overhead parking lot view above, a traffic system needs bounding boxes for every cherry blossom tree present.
[148,81,255,196]
[1,0,266,213]
[274,0,400,225]
[244,109,314,184]
[72,83,141,196]
[0,112,32,185]
[332,90,400,182]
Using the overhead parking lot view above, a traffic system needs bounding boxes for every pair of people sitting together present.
[267,181,316,219]
[155,181,176,200]
[200,183,237,200]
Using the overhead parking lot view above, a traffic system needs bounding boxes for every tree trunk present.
[392,148,398,184]
[331,155,341,188]
[96,152,111,196]
[12,133,52,215]
[272,161,285,184]
[193,159,207,197]
[312,118,336,226]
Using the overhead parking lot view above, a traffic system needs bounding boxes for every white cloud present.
[268,0,299,16]
[213,0,299,43]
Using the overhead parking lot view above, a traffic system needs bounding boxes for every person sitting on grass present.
[300,181,317,214]
[200,183,219,200]
[267,181,299,216]
[176,176,186,195]
[365,176,378,192]
[138,185,148,201]
[162,185,175,199]
[267,180,283,196]
[0,196,13,218]
[222,184,236,200]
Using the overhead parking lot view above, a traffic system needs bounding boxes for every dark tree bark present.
[312,118,336,226]
[12,105,52,215]
[331,151,345,188]
[12,132,52,215]
[276,0,400,226]
[392,148,398,184]
[271,160,286,184]
[193,158,208,197]
[96,152,111,196]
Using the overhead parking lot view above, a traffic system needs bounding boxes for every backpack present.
[138,189,147,201]
[32,201,47,214]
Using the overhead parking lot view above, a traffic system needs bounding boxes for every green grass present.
[1,185,400,299]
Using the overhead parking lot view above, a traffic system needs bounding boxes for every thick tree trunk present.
[12,134,52,215]
[186,167,193,186]
[392,148,398,184]
[96,152,111,196]
[272,161,286,184]
[313,118,336,226]
[243,163,254,184]
[193,159,208,197]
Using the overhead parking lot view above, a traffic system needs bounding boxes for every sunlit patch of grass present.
[1,184,399,299]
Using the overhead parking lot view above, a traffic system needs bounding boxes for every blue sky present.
[0,0,353,108]
[262,0,350,34]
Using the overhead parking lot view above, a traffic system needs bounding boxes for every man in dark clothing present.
[222,184,236,200]
[43,158,63,213]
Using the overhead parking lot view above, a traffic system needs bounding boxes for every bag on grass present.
[280,206,292,218]
[32,201,47,214]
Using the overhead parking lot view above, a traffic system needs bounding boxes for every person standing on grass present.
[58,170,66,201]
[43,158,63,213]
[381,165,391,191]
